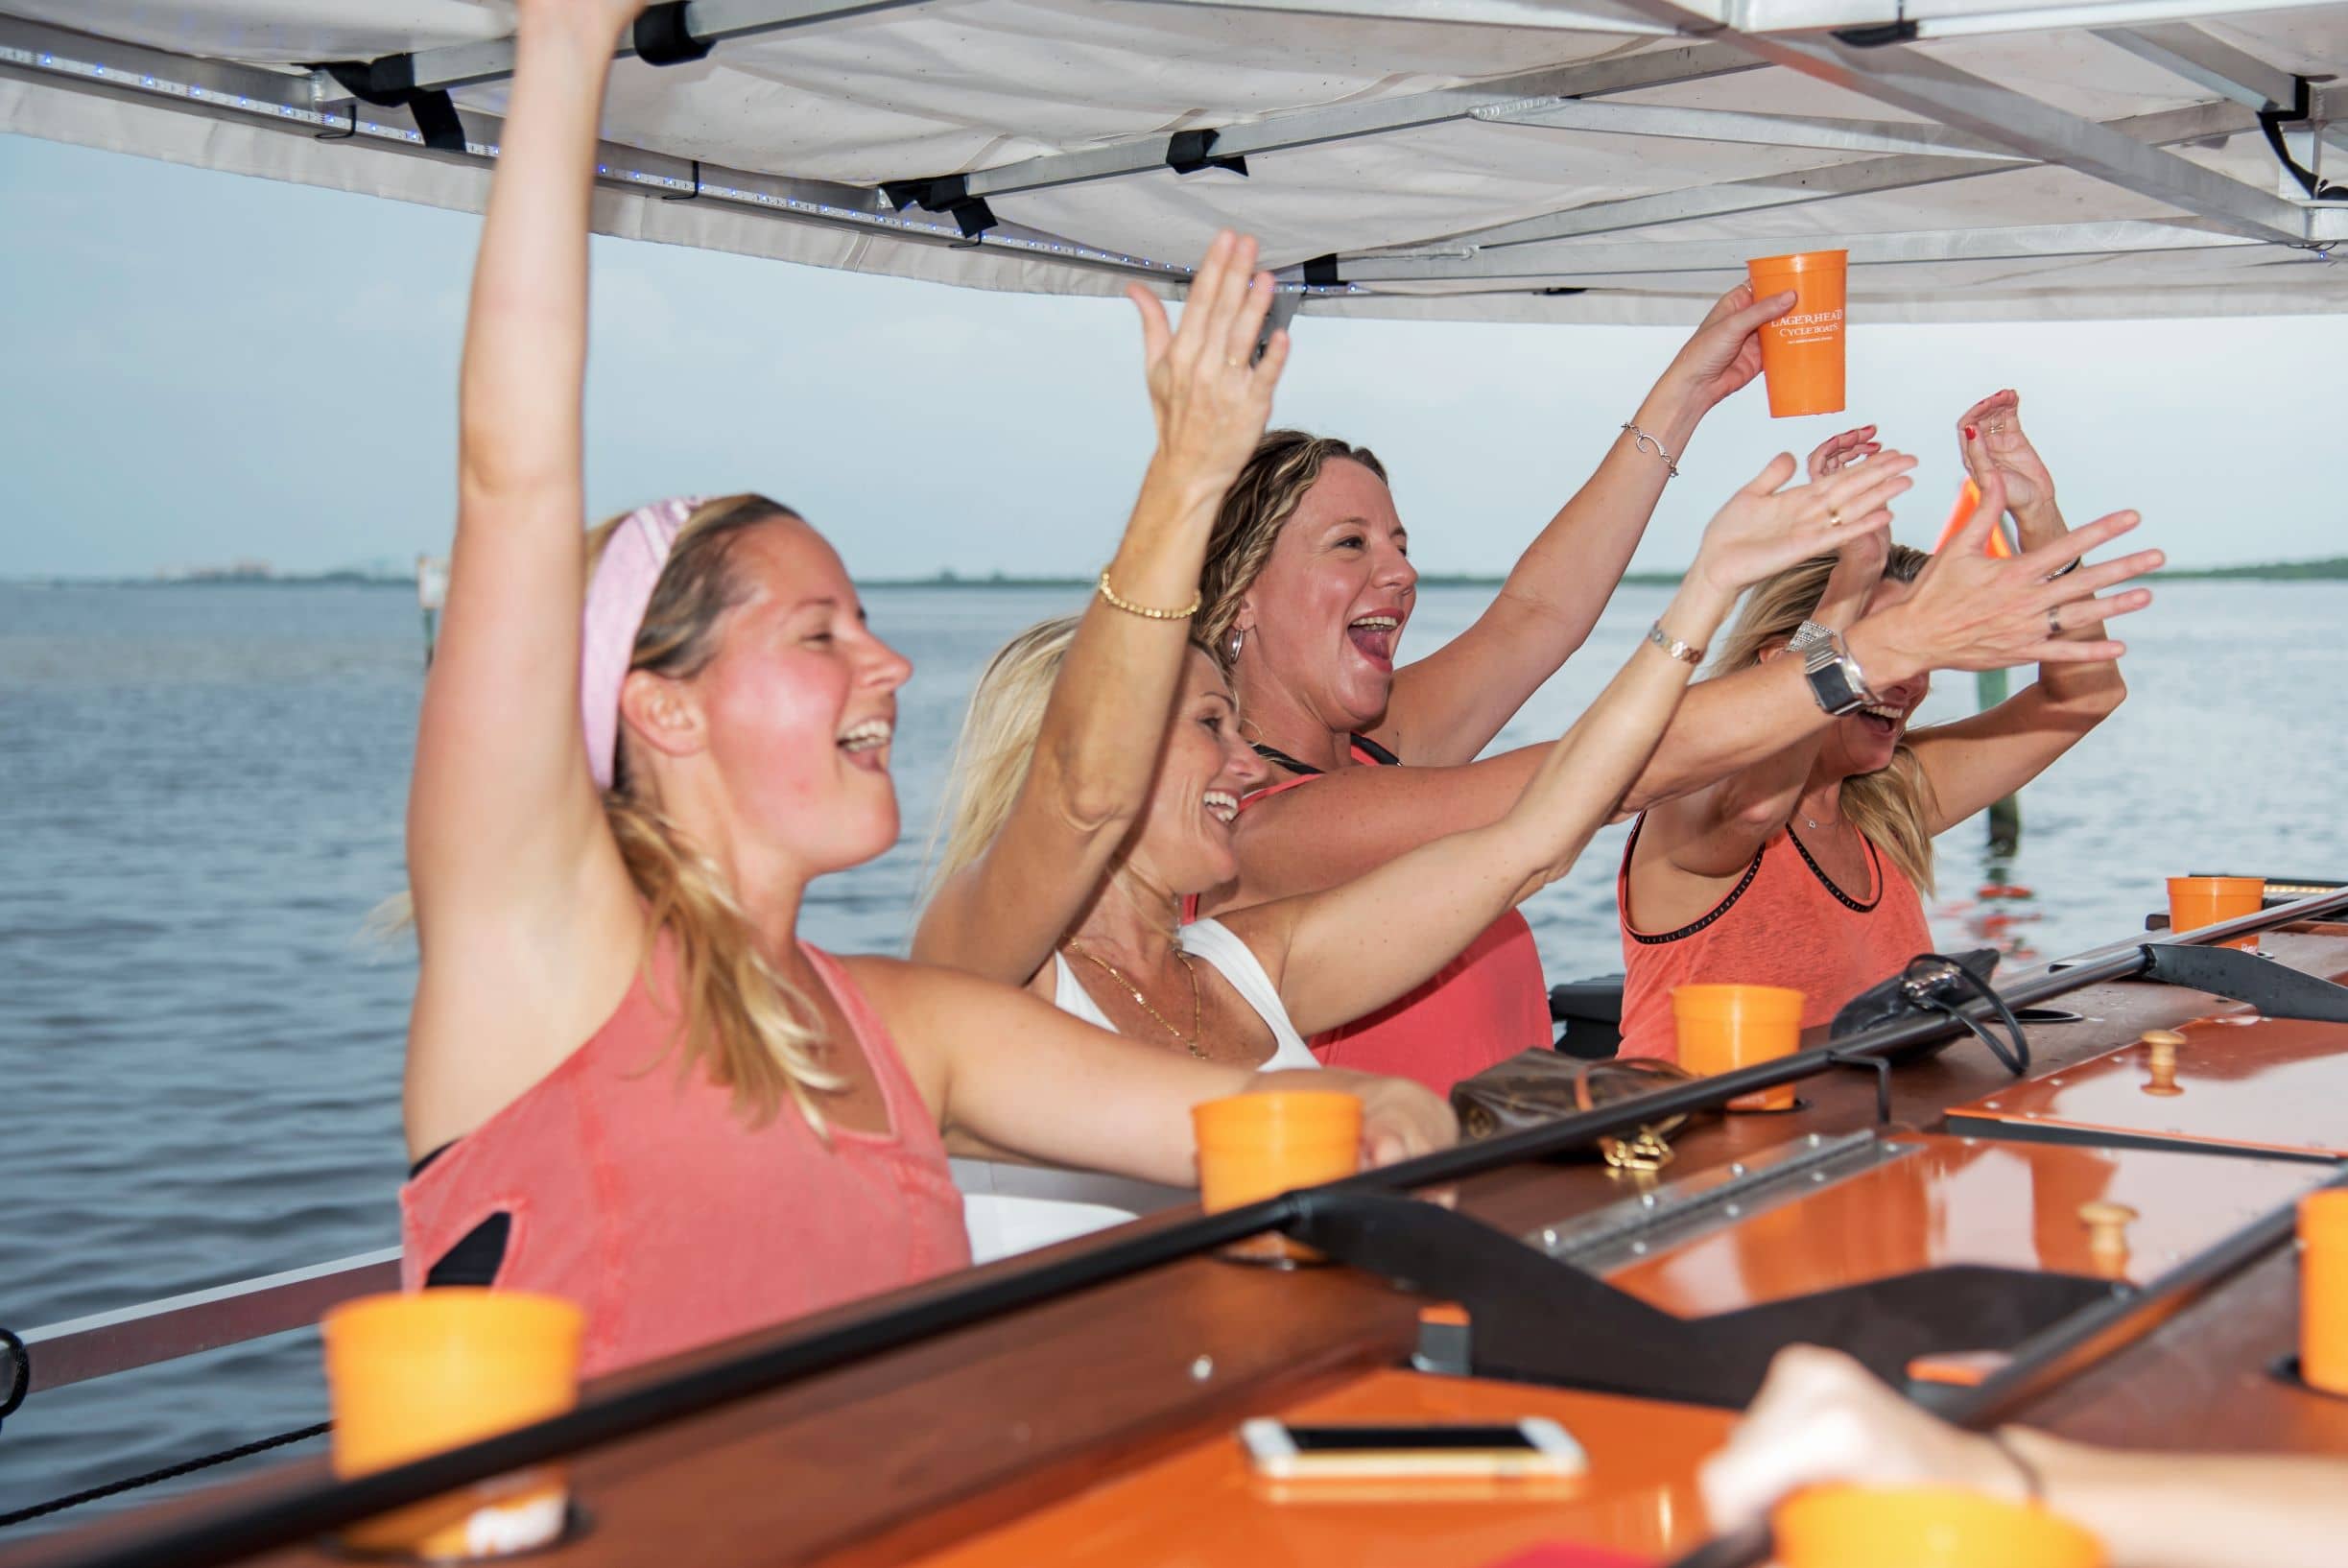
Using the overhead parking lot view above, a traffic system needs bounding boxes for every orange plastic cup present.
[1194,1091,1363,1264]
[1745,250,1849,418]
[321,1290,585,1558]
[1774,1485,2105,1568]
[2167,875,2265,951]
[1673,984,1805,1111]
[2300,1192,2348,1395]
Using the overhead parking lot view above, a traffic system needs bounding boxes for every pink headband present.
[581,495,706,791]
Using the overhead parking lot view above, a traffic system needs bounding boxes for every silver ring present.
[1827,507,1843,528]
[1989,420,2005,433]
[2047,606,2061,637]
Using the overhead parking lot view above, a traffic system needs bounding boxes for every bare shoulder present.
[832,951,1029,1026]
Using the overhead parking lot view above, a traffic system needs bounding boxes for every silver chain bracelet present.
[1620,421,1681,480]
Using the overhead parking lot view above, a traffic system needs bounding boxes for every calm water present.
[3,578,2343,1527]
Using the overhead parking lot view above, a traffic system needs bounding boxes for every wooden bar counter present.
[11,926,2348,1568]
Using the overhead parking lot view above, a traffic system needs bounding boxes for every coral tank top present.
[1616,814,1933,1061]
[400,939,969,1379]
[1223,739,1551,1094]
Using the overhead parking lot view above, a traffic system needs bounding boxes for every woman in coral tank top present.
[1619,398,2153,1060]
[401,0,1451,1380]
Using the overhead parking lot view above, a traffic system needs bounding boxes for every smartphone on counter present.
[1239,1417,1587,1480]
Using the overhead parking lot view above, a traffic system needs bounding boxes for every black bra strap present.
[1250,733,1401,777]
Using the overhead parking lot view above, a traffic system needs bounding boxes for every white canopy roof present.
[3,0,2341,321]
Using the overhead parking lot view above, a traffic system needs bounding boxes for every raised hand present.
[1126,231,1289,493]
[1957,389,2057,522]
[1884,473,2159,670]
[1664,283,1796,413]
[1689,449,1916,602]
[1807,423,1882,481]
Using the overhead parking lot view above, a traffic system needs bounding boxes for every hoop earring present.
[1228,629,1246,660]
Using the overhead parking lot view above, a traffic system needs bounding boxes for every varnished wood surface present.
[2012,1246,2348,1455]
[911,1370,1733,1568]
[12,931,2346,1568]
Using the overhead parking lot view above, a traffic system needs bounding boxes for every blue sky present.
[4,131,2343,580]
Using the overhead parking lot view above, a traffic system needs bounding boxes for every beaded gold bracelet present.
[1097,568,1201,621]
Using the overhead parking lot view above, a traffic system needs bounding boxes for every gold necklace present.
[1064,937,1207,1060]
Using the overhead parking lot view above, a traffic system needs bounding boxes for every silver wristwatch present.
[1801,630,1880,717]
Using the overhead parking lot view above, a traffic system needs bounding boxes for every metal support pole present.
[1979,666,2020,856]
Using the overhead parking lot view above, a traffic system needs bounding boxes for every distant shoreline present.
[12,557,2348,588]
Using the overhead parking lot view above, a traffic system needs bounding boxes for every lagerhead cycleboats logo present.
[1772,306,1845,344]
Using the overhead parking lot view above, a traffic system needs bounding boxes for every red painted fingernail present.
[1964,425,1978,440]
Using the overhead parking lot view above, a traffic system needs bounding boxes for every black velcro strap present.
[319,57,466,154]
[1832,19,1918,46]
[880,175,1000,239]
[1165,130,1248,178]
[634,2,714,66]
[2257,77,2343,202]
[1301,253,1341,288]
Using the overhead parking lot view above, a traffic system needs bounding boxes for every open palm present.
[1957,390,2056,518]
[1692,450,1915,601]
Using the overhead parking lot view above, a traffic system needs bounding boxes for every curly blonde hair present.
[1198,430,1387,669]
[1711,546,1939,894]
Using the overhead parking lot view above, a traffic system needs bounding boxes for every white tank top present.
[957,918,1322,1264]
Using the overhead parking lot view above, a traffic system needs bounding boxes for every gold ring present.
[1828,508,1843,528]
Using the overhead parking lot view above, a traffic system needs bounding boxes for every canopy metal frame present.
[2,0,2340,309]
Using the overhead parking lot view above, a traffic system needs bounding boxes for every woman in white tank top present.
[955,922,1316,1264]
[916,248,1873,1262]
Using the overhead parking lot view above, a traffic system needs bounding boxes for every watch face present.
[1806,657,1865,716]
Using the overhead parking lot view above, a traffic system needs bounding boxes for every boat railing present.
[6,883,2346,1565]
[6,1249,399,1404]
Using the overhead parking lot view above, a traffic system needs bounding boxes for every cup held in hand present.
[1745,250,1848,419]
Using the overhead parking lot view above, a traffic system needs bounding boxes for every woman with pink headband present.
[398,0,1451,1378]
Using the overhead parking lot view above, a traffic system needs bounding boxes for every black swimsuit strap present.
[1250,733,1401,776]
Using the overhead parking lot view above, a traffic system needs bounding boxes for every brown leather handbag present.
[1448,1049,1701,1171]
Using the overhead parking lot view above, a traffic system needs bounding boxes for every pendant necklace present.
[1065,938,1208,1060]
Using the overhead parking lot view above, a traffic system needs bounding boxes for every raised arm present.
[913,236,1288,984]
[1376,285,1794,767]
[1634,436,1908,882]
[1906,392,2147,831]
[1211,463,2158,917]
[1619,475,2157,817]
[404,0,649,1153]
[1704,1345,2348,1568]
[1247,454,1903,1036]
[410,0,640,922]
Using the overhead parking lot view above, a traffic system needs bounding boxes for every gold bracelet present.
[1096,567,1201,621]
[1646,619,1704,665]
